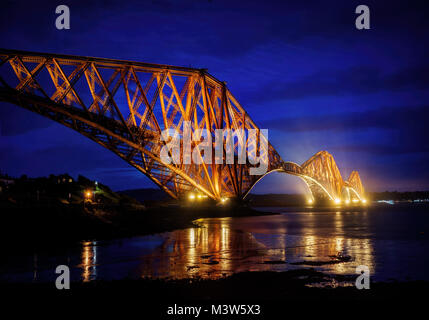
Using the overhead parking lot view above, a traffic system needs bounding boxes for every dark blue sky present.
[1,0,428,193]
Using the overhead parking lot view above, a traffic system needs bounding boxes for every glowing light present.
[362,199,367,204]
[352,199,359,203]
[345,199,350,205]
[307,199,313,204]
[221,197,228,203]
[189,193,195,200]
[334,198,341,204]
[85,191,92,198]
[197,194,202,199]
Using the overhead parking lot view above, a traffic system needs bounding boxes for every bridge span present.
[0,49,365,204]
[247,153,366,204]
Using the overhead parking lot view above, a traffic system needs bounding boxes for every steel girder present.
[0,49,365,202]
[0,49,283,200]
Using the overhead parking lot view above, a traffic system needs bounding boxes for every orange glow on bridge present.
[0,49,366,203]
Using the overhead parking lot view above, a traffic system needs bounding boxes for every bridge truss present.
[0,49,365,203]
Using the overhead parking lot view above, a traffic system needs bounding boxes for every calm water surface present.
[1,204,428,282]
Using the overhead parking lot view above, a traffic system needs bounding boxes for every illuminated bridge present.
[0,49,365,204]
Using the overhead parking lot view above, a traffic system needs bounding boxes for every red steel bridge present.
[0,49,365,204]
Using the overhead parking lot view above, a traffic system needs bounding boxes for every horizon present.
[2,170,428,195]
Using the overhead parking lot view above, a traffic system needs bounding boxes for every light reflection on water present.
[1,205,428,283]
[79,241,97,282]
[135,214,375,280]
[138,218,268,279]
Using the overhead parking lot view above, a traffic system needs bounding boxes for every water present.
[1,203,428,283]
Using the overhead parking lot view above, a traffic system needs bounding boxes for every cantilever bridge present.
[0,49,365,203]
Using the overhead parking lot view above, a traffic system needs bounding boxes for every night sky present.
[1,0,428,193]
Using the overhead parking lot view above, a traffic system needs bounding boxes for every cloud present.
[2,0,429,61]
[261,105,429,155]
[262,105,428,131]
[247,65,429,102]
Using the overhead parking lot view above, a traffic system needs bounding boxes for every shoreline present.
[2,269,428,301]
[0,202,278,253]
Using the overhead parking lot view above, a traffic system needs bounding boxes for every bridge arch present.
[243,154,366,204]
[242,167,317,202]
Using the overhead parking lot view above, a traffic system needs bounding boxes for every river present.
[1,203,428,283]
